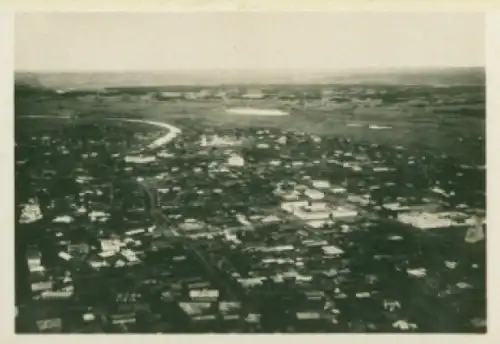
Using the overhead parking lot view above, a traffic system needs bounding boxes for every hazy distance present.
[16,12,484,73]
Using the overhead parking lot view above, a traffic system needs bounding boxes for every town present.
[14,81,486,333]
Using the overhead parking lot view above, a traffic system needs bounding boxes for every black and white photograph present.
[13,12,486,334]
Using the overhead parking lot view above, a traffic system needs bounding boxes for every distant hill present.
[15,67,485,90]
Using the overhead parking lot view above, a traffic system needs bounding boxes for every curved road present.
[19,115,182,148]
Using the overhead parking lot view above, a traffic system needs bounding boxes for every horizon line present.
[15,65,485,74]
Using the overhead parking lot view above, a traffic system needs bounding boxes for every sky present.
[15,12,485,72]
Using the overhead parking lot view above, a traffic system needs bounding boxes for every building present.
[58,251,73,262]
[40,288,74,300]
[281,190,301,201]
[330,207,358,219]
[125,155,157,164]
[26,249,42,272]
[189,289,220,302]
[304,189,325,201]
[31,279,53,293]
[87,256,110,270]
[100,239,122,254]
[219,302,242,321]
[347,194,371,206]
[227,153,245,167]
[296,311,322,320]
[178,302,216,321]
[383,202,410,212]
[397,211,476,230]
[19,199,43,224]
[110,312,136,325]
[120,249,140,264]
[237,277,266,288]
[311,180,331,189]
[306,219,333,228]
[53,215,74,224]
[294,203,331,221]
[68,243,90,256]
[242,90,265,99]
[36,318,62,333]
[200,135,242,147]
[322,245,344,256]
[225,107,288,116]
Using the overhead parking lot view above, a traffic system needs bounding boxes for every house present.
[322,245,344,256]
[189,289,220,302]
[305,219,328,228]
[36,318,62,332]
[83,312,96,322]
[330,207,358,219]
[261,245,294,253]
[100,239,122,254]
[200,135,242,147]
[242,90,265,99]
[68,243,90,256]
[295,207,331,221]
[281,190,301,201]
[52,215,74,224]
[178,302,215,319]
[120,249,140,264]
[125,155,156,164]
[124,228,146,237]
[373,166,393,172]
[245,313,261,324]
[110,312,136,325]
[347,194,371,206]
[219,302,242,321]
[40,288,74,300]
[19,200,43,224]
[88,255,110,270]
[312,180,331,189]
[237,277,266,288]
[227,153,245,167]
[31,280,53,293]
[261,215,281,224]
[26,249,42,272]
[304,189,325,201]
[305,291,326,301]
[179,219,205,232]
[383,202,410,212]
[296,312,321,320]
[58,251,73,262]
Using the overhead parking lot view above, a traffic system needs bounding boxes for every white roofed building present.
[227,153,245,167]
[312,180,331,189]
[330,207,358,219]
[125,155,156,164]
[189,289,220,301]
[397,211,476,230]
[304,189,325,201]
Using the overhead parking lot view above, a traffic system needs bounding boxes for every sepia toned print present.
[14,12,485,333]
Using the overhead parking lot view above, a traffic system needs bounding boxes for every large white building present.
[304,189,325,201]
[227,153,245,167]
[397,211,476,230]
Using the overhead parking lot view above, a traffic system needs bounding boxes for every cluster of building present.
[15,113,486,333]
